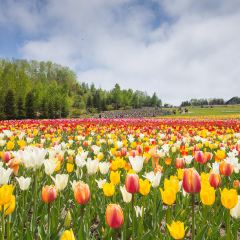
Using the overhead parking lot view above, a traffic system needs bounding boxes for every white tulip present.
[0,140,6,147]
[212,162,220,174]
[99,162,110,175]
[16,176,31,190]
[143,171,161,188]
[71,180,78,191]
[116,141,123,149]
[86,159,99,175]
[43,159,57,175]
[75,151,88,168]
[95,179,107,189]
[0,166,13,185]
[91,145,101,155]
[230,196,240,219]
[21,147,47,170]
[129,156,145,173]
[51,174,68,191]
[120,186,132,203]
[184,155,193,165]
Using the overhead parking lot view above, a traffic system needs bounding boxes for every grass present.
[161,105,240,117]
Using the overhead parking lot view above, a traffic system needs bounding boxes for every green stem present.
[192,194,195,240]
[79,205,85,240]
[166,206,172,224]
[7,216,10,240]
[132,194,135,240]
[32,171,38,234]
[153,189,157,229]
[1,205,5,240]
[123,204,128,240]
[48,204,51,239]
[21,191,25,238]
[226,210,231,240]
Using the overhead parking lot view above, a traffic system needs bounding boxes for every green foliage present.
[25,91,35,119]
[17,97,25,119]
[4,89,16,119]
[0,59,162,119]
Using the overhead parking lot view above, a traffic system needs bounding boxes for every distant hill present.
[226,97,240,105]
[0,59,161,119]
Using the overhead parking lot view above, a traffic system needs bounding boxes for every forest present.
[0,59,162,119]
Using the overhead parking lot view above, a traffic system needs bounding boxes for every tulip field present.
[0,118,240,240]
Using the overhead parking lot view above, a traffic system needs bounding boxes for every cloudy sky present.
[0,0,240,105]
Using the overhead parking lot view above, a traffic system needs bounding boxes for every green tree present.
[17,97,25,119]
[25,91,35,119]
[4,89,16,119]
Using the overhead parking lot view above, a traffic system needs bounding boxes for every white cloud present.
[2,0,240,104]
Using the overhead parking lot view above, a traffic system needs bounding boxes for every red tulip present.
[182,168,201,193]
[106,204,124,229]
[194,151,207,164]
[209,173,221,189]
[2,152,11,163]
[219,161,233,176]
[42,185,57,204]
[125,174,139,194]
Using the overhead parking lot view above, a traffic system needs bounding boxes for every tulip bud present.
[64,211,72,228]
[74,181,91,205]
[42,185,57,204]
[2,152,11,163]
[175,158,184,169]
[125,174,139,194]
[233,180,240,189]
[209,173,221,189]
[182,168,201,194]
[219,161,233,176]
[105,204,124,229]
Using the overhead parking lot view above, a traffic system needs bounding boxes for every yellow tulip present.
[160,188,176,205]
[200,173,210,186]
[200,186,215,205]
[0,185,14,206]
[6,141,14,151]
[66,163,74,173]
[221,188,238,209]
[60,229,75,240]
[103,183,115,197]
[177,169,183,180]
[55,160,61,172]
[139,179,151,196]
[0,195,16,216]
[164,176,179,194]
[167,221,185,240]
[110,171,120,185]
[215,150,226,162]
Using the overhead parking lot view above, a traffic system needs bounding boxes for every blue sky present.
[0,0,240,105]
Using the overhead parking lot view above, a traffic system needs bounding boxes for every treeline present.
[0,59,162,119]
[180,97,240,107]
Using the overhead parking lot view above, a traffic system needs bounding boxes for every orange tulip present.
[233,180,240,189]
[175,158,184,169]
[105,204,124,229]
[42,185,57,204]
[125,174,139,194]
[209,173,221,189]
[182,168,201,193]
[74,181,91,205]
[219,161,233,176]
